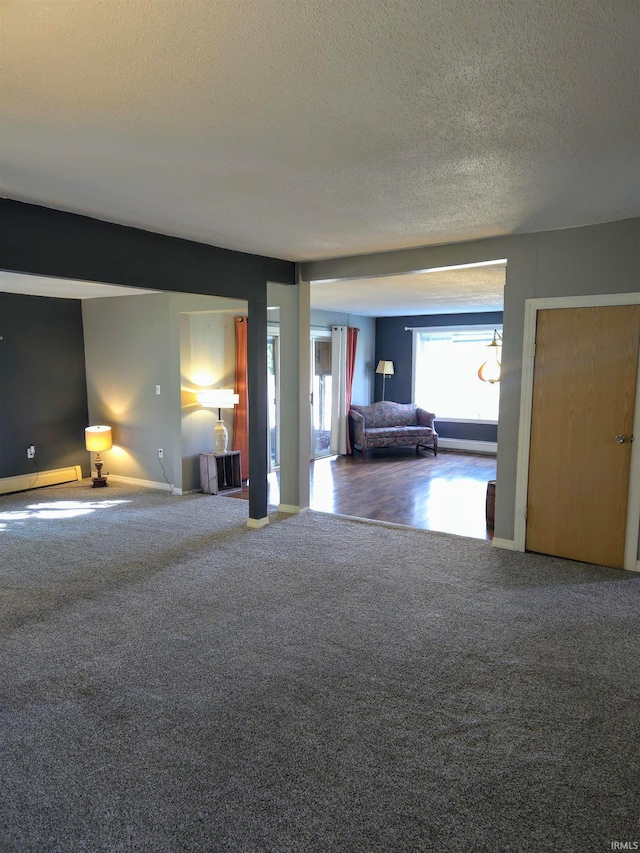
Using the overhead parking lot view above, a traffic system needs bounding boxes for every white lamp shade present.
[85,425,113,452]
[376,360,395,376]
[197,389,240,409]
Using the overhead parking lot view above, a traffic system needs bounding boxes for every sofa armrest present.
[416,408,437,432]
[349,409,366,446]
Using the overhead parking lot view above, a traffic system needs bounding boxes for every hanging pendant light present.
[478,330,502,384]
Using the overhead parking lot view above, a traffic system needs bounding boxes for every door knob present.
[615,434,627,444]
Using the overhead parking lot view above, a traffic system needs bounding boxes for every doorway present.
[263,326,336,471]
[267,329,280,473]
[311,332,333,459]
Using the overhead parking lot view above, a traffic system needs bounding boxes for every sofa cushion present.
[366,426,433,440]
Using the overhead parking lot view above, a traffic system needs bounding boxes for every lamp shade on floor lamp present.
[376,360,394,401]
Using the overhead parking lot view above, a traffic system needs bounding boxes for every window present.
[311,332,333,458]
[413,326,502,422]
[267,330,280,471]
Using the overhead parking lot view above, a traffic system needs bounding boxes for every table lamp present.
[197,389,240,452]
[85,425,112,487]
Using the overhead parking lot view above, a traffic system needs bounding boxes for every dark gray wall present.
[0,292,89,478]
[0,199,297,519]
[0,200,294,296]
[375,311,503,441]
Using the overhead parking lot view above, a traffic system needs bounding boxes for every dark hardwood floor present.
[223,448,497,540]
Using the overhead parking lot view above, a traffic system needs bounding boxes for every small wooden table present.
[200,451,242,495]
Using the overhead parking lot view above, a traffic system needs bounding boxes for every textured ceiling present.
[0,2,635,316]
[311,263,506,317]
[0,271,159,300]
[1,0,638,271]
[0,264,505,316]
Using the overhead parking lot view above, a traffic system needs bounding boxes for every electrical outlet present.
[158,448,164,458]
[156,385,161,395]
[27,446,35,459]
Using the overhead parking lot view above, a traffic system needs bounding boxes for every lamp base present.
[91,457,108,487]
[214,419,229,453]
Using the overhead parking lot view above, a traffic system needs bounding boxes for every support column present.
[268,280,311,512]
[247,298,269,527]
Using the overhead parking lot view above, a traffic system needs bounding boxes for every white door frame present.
[514,292,640,572]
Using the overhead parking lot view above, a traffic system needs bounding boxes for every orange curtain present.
[234,316,249,480]
[345,327,359,453]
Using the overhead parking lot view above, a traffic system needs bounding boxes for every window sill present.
[433,417,499,425]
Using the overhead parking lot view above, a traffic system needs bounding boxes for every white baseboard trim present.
[247,516,269,529]
[107,474,182,495]
[492,540,640,567]
[438,438,497,454]
[0,465,82,496]
[492,537,518,550]
[278,504,310,514]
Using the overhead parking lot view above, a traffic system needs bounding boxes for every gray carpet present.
[1,481,639,852]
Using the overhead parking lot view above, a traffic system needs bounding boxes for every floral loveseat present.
[349,401,438,459]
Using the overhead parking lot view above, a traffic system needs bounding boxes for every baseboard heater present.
[0,465,83,496]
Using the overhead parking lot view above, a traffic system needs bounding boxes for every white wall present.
[83,291,245,493]
[268,282,311,511]
[180,309,240,492]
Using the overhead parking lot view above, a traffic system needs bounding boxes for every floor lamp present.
[376,360,394,401]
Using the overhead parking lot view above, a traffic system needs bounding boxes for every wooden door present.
[526,305,640,568]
